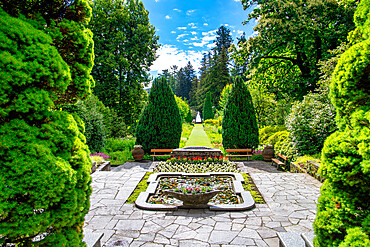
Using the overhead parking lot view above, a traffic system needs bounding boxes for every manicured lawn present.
[185,124,213,147]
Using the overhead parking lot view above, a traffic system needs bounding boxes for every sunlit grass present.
[184,124,213,147]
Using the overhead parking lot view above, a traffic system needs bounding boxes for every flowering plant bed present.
[149,175,239,205]
[153,158,239,173]
[135,172,256,211]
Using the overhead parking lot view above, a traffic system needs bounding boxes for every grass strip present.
[241,173,265,204]
[126,172,153,203]
[185,124,213,147]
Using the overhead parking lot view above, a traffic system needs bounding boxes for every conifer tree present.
[203,92,214,120]
[0,2,93,245]
[314,0,370,245]
[135,77,182,152]
[222,76,259,149]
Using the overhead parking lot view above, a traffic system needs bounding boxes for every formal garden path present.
[184,124,212,147]
[84,161,322,247]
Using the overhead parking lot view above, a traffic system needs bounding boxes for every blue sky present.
[141,0,256,76]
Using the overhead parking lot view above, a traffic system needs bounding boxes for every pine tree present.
[203,92,214,120]
[135,77,182,152]
[222,76,259,149]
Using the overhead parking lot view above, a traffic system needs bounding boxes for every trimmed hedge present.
[222,76,259,149]
[314,1,370,246]
[135,77,182,152]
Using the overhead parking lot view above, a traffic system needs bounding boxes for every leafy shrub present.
[179,123,194,148]
[286,93,336,156]
[175,95,191,123]
[266,131,296,160]
[204,119,220,127]
[222,76,259,149]
[259,125,286,145]
[203,92,214,120]
[103,138,135,165]
[135,77,182,152]
[0,5,93,246]
[314,1,370,245]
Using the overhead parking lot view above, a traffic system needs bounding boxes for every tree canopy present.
[90,0,159,127]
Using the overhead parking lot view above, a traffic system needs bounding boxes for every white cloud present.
[183,39,189,42]
[190,36,199,41]
[177,26,187,30]
[176,33,188,39]
[155,0,159,2]
[171,31,176,34]
[188,23,198,29]
[186,9,196,16]
[191,31,197,35]
[165,15,171,19]
[190,29,218,48]
[207,43,216,49]
[150,45,204,73]
[203,23,208,26]
[173,8,181,12]
[237,30,244,35]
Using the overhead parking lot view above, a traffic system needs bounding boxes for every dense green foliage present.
[236,0,356,100]
[222,77,259,149]
[286,93,337,156]
[0,2,93,245]
[103,138,135,166]
[314,0,370,245]
[259,125,286,145]
[217,84,232,118]
[203,92,214,120]
[135,77,182,152]
[174,95,191,123]
[90,0,159,127]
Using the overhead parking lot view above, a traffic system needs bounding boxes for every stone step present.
[83,232,104,247]
[277,232,315,247]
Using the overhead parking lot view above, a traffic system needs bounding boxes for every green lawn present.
[185,124,213,147]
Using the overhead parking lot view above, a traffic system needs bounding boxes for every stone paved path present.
[84,161,322,247]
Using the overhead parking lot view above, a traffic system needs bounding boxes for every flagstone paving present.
[83,161,322,247]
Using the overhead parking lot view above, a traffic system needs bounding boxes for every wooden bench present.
[225,149,252,161]
[150,149,173,161]
[271,153,288,170]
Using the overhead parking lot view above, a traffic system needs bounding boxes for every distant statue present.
[195,111,202,123]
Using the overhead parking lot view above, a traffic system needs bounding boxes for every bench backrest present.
[225,149,252,152]
[151,149,173,153]
[277,153,288,160]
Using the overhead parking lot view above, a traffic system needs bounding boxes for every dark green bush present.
[314,1,370,245]
[104,138,135,153]
[222,76,259,149]
[203,92,214,120]
[135,77,182,152]
[267,131,296,160]
[0,4,93,246]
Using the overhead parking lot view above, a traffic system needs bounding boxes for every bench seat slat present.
[225,149,252,152]
[150,154,171,157]
[151,149,173,152]
[226,155,252,157]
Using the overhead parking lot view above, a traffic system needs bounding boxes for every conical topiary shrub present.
[135,77,182,152]
[222,76,259,149]
[203,92,214,120]
[313,0,370,246]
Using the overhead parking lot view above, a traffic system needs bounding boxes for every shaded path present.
[185,124,212,147]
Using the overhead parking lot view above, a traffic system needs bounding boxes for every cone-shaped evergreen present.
[135,77,182,152]
[222,76,259,149]
[203,92,214,120]
[314,1,370,246]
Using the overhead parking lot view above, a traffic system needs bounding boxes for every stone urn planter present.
[164,190,221,208]
[132,145,144,161]
[262,145,274,161]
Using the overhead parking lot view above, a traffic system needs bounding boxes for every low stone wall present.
[290,161,324,182]
[171,146,223,158]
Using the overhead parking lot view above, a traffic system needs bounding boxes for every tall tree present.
[222,77,259,149]
[175,62,195,101]
[203,92,214,120]
[214,25,233,55]
[135,77,182,152]
[90,0,159,127]
[235,0,357,100]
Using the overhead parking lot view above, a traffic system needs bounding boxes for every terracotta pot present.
[132,145,144,161]
[262,145,274,161]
